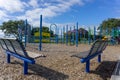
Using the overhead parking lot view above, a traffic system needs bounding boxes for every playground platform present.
[111,60,120,80]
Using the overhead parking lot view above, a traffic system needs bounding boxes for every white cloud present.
[0,10,7,18]
[0,0,93,26]
[0,0,27,13]
[17,0,85,26]
[0,10,10,22]
[29,0,39,8]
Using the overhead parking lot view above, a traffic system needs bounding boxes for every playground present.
[0,43,119,80]
[0,15,120,80]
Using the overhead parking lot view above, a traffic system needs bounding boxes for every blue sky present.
[0,0,120,28]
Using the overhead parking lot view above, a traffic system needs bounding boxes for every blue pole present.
[57,27,60,43]
[84,27,86,43]
[24,61,28,75]
[86,60,90,73]
[61,29,62,43]
[76,22,78,47]
[80,31,82,43]
[32,26,35,43]
[7,54,10,63]
[79,27,82,43]
[100,26,103,39]
[98,55,101,63]
[94,26,96,41]
[63,27,65,43]
[70,27,71,44]
[57,27,59,44]
[39,15,42,51]
[55,26,58,44]
[24,19,27,48]
[66,25,68,45]
[112,28,114,37]
[106,27,108,38]
[73,26,75,44]
[18,24,22,42]
[50,26,51,43]
[88,27,91,45]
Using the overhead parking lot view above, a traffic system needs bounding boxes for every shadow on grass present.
[11,61,69,80]
[90,61,117,80]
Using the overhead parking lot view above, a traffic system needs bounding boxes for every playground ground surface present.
[0,43,120,80]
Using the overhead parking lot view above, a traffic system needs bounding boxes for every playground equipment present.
[18,15,100,51]
[22,15,98,44]
[50,24,58,44]
[49,23,79,47]
[71,39,108,73]
[17,14,120,51]
[0,38,44,75]
[99,26,120,45]
[39,15,42,51]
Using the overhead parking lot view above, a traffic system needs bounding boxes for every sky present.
[0,0,120,29]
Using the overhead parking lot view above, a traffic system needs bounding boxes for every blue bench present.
[71,39,108,73]
[0,38,44,75]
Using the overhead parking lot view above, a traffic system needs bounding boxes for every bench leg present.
[98,55,101,63]
[24,61,28,75]
[86,60,90,73]
[7,54,10,63]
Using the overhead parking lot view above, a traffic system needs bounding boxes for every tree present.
[0,20,25,38]
[98,18,120,35]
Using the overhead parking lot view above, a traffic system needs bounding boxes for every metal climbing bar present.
[76,22,78,47]
[39,15,42,51]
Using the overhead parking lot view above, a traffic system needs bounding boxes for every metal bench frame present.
[0,38,35,75]
[72,39,108,73]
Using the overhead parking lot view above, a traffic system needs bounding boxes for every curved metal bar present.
[50,23,58,44]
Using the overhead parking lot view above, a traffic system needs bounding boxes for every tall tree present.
[98,18,120,35]
[99,18,120,30]
[0,20,25,38]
